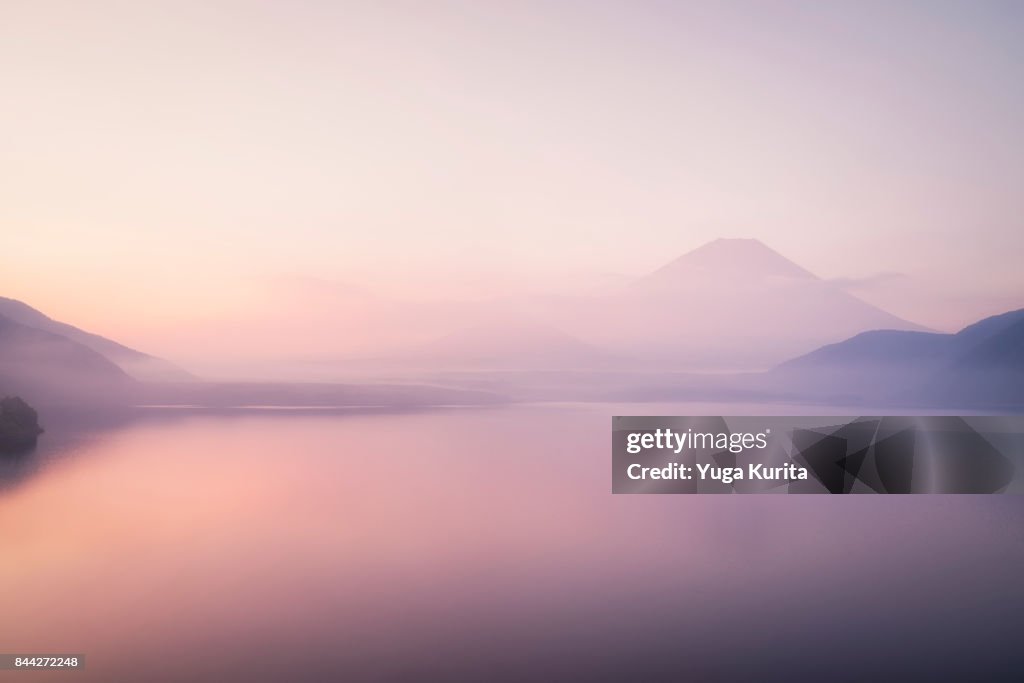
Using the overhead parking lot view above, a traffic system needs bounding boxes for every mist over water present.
[3,2,1023,680]
[3,404,1022,681]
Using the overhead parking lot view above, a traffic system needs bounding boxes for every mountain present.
[0,297,192,381]
[0,313,135,406]
[0,308,505,410]
[775,308,1024,407]
[952,308,1024,350]
[780,329,952,368]
[639,238,817,287]
[107,239,918,376]
[544,238,926,370]
[300,238,927,374]
[929,313,1024,407]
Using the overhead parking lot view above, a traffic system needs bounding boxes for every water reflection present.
[2,405,1023,681]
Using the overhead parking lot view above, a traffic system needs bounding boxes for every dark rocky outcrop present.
[0,396,43,454]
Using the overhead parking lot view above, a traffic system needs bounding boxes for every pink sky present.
[2,1,1022,359]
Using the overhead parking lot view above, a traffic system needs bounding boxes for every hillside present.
[0,297,193,381]
[774,308,1024,407]
[0,313,135,407]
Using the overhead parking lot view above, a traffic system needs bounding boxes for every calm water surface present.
[2,404,1023,681]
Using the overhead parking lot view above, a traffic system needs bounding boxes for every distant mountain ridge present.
[279,238,929,374]
[780,308,1024,369]
[0,307,505,411]
[44,238,919,377]
[0,297,192,381]
[553,238,927,370]
[776,308,1024,407]
[0,312,134,406]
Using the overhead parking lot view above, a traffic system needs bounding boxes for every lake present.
[2,403,1023,681]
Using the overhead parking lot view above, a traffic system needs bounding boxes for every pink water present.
[2,405,1022,681]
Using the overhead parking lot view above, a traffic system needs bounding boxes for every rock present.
[0,396,43,454]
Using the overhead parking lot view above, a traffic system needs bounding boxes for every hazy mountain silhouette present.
[0,313,135,407]
[0,297,193,381]
[545,238,927,370]
[776,308,1024,407]
[243,238,928,374]
[639,237,817,287]
[92,239,925,376]
[781,308,1024,371]
[0,298,504,412]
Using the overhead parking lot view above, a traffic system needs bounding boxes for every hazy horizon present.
[3,1,1023,371]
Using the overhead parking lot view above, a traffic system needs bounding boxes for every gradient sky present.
[2,0,1023,353]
